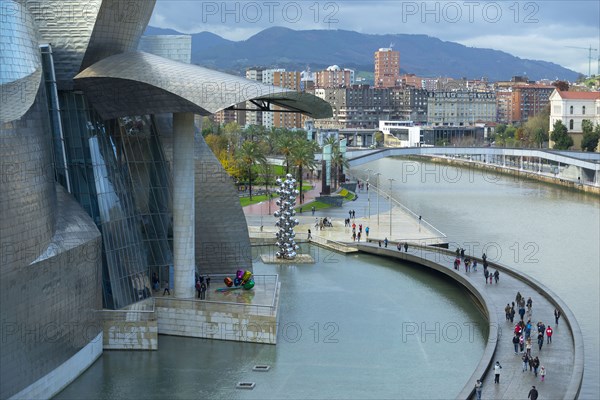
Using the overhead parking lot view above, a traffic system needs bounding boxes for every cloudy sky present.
[150,0,600,75]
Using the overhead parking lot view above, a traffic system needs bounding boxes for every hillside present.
[144,26,579,81]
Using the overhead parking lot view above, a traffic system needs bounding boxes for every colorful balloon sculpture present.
[273,174,300,259]
[217,269,254,292]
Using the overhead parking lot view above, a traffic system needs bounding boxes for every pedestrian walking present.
[554,308,561,325]
[519,306,526,321]
[365,226,369,238]
[516,291,522,305]
[473,260,477,271]
[512,334,520,354]
[195,279,201,299]
[510,305,516,323]
[475,380,482,400]
[489,273,493,284]
[526,337,532,357]
[546,326,553,343]
[311,206,315,215]
[540,366,546,382]
[505,304,512,321]
[528,386,539,400]
[493,269,499,283]
[206,276,210,288]
[482,252,487,262]
[533,357,540,377]
[484,269,489,284]
[163,280,170,296]
[384,237,388,248]
[537,331,544,351]
[404,242,408,252]
[200,281,207,300]
[526,297,533,311]
[522,354,529,372]
[307,229,312,240]
[519,334,525,353]
[493,361,502,383]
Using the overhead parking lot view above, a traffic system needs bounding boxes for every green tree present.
[581,121,600,152]
[289,139,318,204]
[533,127,546,148]
[236,141,266,200]
[373,131,384,147]
[550,120,573,150]
[275,132,297,173]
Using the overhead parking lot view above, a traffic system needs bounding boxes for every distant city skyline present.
[151,1,599,76]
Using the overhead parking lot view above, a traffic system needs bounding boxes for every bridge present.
[343,147,600,188]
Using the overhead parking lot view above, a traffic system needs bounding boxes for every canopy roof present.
[75,51,332,120]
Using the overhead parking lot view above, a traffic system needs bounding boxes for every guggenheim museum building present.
[0,1,331,398]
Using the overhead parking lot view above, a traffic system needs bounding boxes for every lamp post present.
[388,178,395,237]
[364,168,372,219]
[374,172,381,226]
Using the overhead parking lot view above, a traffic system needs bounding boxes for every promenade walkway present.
[357,243,582,400]
[243,181,583,399]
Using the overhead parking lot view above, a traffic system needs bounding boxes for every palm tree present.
[237,141,266,200]
[331,145,350,190]
[289,139,318,204]
[275,132,296,174]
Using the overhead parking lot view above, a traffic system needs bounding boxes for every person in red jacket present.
[546,326,553,344]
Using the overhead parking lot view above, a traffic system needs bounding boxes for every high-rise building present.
[374,48,400,88]
[272,71,303,129]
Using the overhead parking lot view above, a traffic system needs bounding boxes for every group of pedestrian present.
[195,274,210,300]
[348,209,356,219]
[396,242,408,252]
[315,217,332,230]
[350,222,365,241]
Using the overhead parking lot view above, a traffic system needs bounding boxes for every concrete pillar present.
[172,112,196,299]
[520,156,523,170]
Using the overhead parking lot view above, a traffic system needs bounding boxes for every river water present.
[355,157,599,398]
[55,249,487,399]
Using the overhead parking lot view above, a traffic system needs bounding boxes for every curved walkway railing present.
[355,241,584,400]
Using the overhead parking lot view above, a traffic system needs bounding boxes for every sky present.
[150,0,600,76]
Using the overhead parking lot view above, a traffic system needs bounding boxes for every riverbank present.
[410,154,600,196]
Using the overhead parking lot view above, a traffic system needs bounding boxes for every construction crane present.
[565,45,598,77]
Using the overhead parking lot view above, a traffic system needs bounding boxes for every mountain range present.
[144,26,579,82]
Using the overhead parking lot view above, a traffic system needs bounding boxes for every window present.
[582,106,586,115]
[569,105,573,114]
[569,119,574,130]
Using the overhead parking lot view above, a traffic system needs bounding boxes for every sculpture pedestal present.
[260,254,315,264]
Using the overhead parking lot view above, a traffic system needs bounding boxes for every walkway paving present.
[244,179,447,247]
[243,179,583,399]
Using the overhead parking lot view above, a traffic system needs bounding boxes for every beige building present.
[427,91,496,126]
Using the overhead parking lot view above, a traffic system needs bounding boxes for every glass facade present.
[54,91,173,309]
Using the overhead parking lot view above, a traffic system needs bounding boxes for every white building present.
[379,120,422,147]
[549,90,600,132]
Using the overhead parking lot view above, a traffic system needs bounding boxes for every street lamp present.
[388,178,395,237]
[364,168,372,219]
[374,172,381,226]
